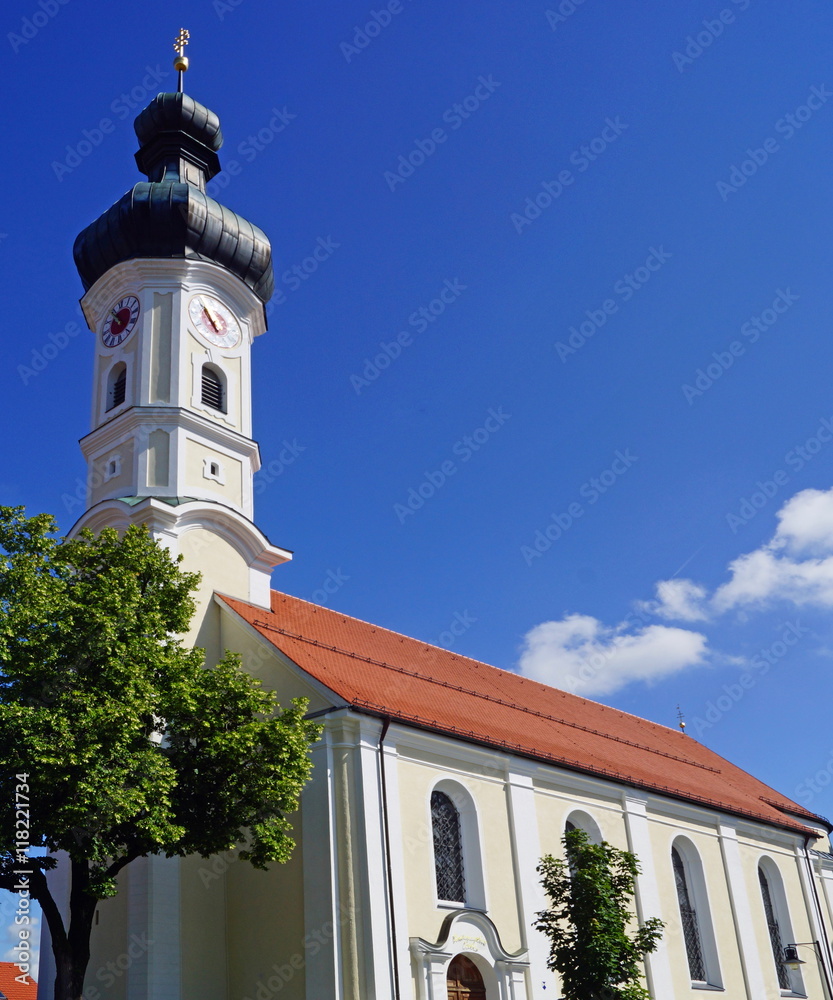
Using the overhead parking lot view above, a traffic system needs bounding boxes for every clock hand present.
[204,304,223,332]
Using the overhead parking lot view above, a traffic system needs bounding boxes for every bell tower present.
[69,49,289,641]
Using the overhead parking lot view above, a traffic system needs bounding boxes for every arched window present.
[201,364,226,412]
[672,847,706,981]
[759,863,792,991]
[564,810,602,844]
[431,790,465,903]
[106,362,126,411]
[671,839,721,987]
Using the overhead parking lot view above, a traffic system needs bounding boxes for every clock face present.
[101,296,140,348]
[189,294,241,349]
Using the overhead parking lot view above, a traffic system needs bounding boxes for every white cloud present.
[647,488,833,618]
[642,578,709,622]
[772,488,833,556]
[517,487,833,697]
[517,613,709,697]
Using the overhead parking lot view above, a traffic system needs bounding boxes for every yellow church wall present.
[183,438,243,509]
[395,750,524,955]
[177,529,250,656]
[217,610,334,716]
[537,781,628,853]
[85,884,130,1000]
[180,853,229,1000]
[88,439,135,506]
[225,832,308,1000]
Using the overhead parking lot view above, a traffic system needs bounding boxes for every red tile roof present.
[221,591,827,836]
[0,963,37,1000]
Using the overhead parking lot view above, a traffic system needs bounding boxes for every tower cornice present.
[80,257,268,339]
[79,405,263,468]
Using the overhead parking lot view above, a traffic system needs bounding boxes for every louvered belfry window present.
[431,790,466,903]
[112,368,126,408]
[201,365,225,412]
[107,364,126,411]
[759,866,791,989]
[672,847,706,981]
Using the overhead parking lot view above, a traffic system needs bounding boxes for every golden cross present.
[174,28,190,58]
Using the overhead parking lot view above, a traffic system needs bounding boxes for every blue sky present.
[5,0,833,978]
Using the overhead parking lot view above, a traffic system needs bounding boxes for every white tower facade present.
[69,91,289,639]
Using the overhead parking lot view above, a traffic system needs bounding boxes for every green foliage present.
[535,828,664,1000]
[0,507,321,997]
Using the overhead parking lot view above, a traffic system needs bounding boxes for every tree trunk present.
[50,861,96,1000]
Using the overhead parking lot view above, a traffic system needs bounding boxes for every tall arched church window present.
[106,362,126,411]
[201,364,226,413]
[431,790,466,903]
[759,865,791,990]
[672,846,706,981]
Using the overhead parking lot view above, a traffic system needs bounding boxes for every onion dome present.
[73,92,274,303]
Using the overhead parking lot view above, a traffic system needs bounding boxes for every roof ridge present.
[264,591,707,745]
[253,618,721,773]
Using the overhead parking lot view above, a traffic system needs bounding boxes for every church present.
[34,45,833,1000]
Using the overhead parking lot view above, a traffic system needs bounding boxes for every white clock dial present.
[189,294,241,349]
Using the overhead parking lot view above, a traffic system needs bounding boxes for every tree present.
[535,827,664,1000]
[0,507,321,1000]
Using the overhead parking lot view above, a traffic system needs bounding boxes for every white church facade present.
[35,76,833,1000]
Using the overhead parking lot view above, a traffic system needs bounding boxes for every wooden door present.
[446,954,487,1000]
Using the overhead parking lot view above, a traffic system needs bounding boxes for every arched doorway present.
[447,954,487,1000]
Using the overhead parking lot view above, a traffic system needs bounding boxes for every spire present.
[72,43,274,305]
